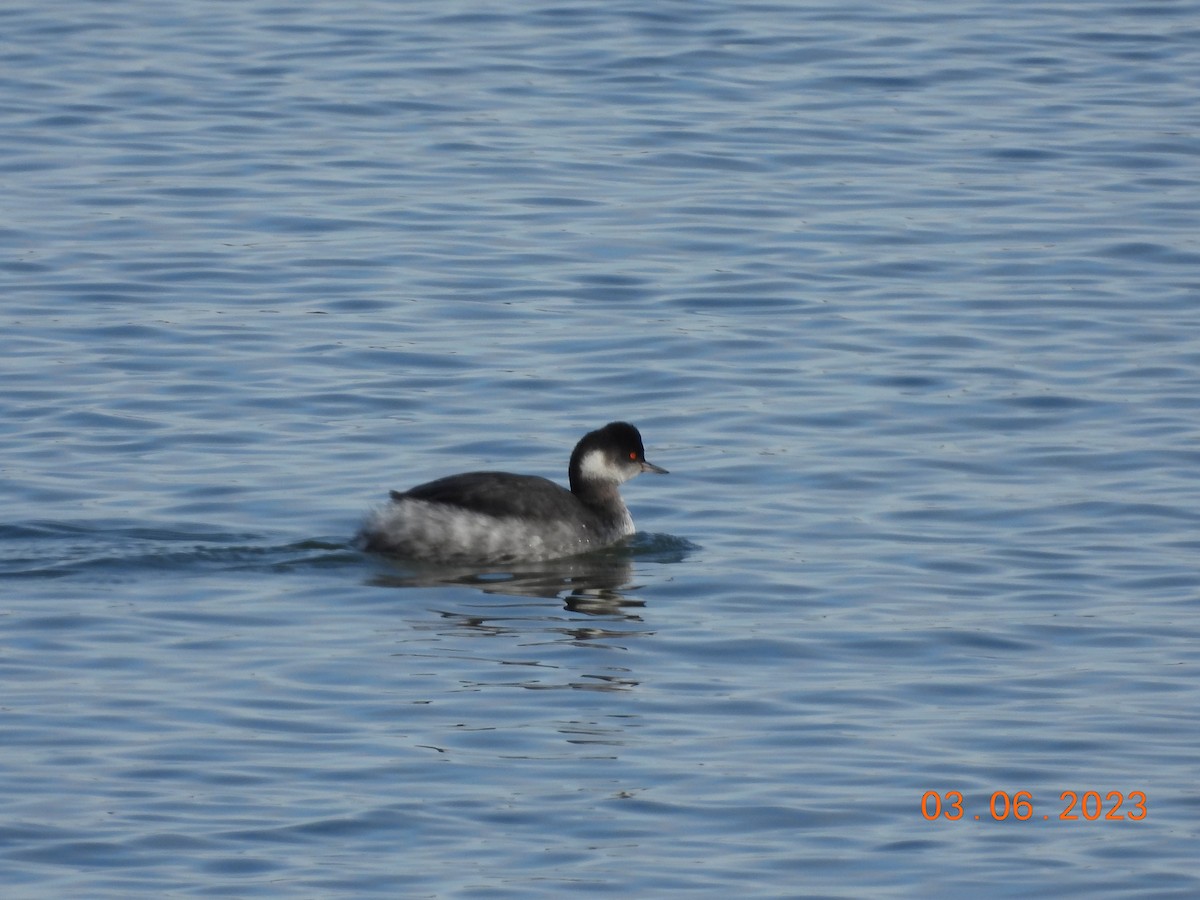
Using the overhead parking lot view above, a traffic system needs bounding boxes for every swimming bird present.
[357,421,667,564]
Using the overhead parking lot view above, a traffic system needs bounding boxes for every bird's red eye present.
[629,451,637,460]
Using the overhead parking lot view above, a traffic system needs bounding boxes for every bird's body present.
[357,422,666,564]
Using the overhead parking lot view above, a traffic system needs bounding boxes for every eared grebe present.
[357,421,667,564]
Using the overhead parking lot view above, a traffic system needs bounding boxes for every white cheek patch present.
[578,448,631,483]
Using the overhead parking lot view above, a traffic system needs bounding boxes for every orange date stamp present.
[922,790,1146,822]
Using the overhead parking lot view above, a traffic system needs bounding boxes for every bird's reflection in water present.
[368,546,646,618]
[363,540,697,694]
[364,534,695,645]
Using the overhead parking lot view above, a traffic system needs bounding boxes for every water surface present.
[3,1,1199,896]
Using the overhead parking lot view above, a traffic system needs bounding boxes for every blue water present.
[3,0,1200,896]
